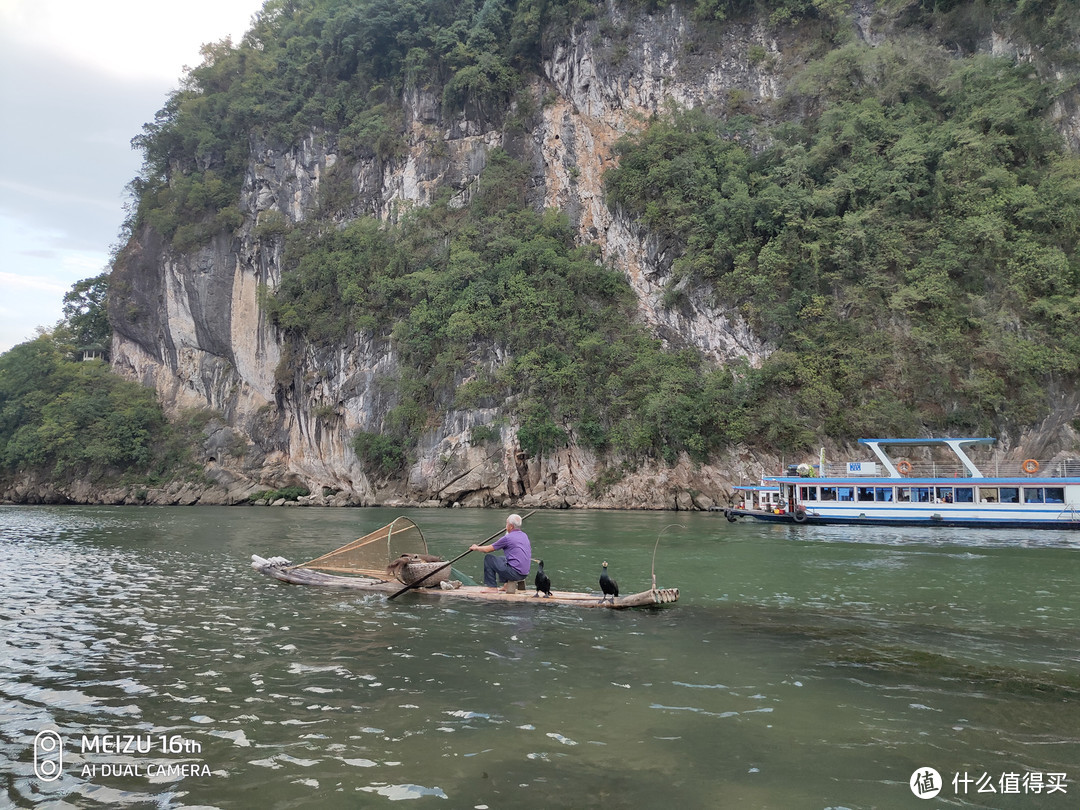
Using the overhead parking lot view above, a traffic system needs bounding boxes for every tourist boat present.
[726,438,1080,529]
[250,516,679,609]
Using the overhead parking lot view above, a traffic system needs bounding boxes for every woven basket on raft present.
[396,561,450,587]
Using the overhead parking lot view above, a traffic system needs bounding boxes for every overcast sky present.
[0,0,265,353]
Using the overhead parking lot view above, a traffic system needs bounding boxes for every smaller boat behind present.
[251,516,679,609]
[727,438,1080,530]
[726,484,785,521]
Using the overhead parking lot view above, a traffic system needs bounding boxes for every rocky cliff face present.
[104,1,1080,508]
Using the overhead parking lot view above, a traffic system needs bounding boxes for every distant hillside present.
[94,0,1080,507]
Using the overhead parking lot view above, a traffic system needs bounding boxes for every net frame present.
[296,516,429,577]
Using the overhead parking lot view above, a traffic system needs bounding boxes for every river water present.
[1,506,1077,809]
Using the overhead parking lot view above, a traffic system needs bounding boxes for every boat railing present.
[816,462,972,478]
[813,459,1080,479]
[1059,459,1080,476]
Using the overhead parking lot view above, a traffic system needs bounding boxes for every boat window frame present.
[897,487,911,502]
[999,487,1020,504]
[857,486,875,502]
[874,487,893,502]
[820,487,838,501]
[955,487,975,503]
[1045,487,1065,503]
[799,486,818,501]
[913,486,932,503]
[1024,487,1045,504]
[837,486,855,502]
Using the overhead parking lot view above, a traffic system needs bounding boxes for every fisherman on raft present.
[470,514,531,590]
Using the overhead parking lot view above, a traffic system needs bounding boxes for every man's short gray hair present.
[506,514,523,530]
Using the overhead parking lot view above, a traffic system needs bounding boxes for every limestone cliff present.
[105,1,1080,508]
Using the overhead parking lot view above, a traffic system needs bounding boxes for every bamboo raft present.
[250,516,678,610]
[251,555,679,609]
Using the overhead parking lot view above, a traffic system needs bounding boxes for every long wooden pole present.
[386,511,536,600]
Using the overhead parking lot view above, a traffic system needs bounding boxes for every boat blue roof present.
[857,437,995,446]
[766,475,1079,484]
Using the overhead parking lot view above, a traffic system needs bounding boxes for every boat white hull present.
[734,504,1080,529]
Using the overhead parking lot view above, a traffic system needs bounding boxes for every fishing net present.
[296,516,430,578]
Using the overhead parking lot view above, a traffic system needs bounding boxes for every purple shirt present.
[492,530,531,576]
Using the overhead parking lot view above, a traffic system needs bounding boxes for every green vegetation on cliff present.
[264,40,1080,456]
[266,150,751,461]
[129,0,602,248]
[128,0,1080,236]
[605,46,1080,439]
[0,335,173,484]
[0,278,206,490]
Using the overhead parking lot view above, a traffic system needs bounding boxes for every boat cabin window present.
[821,487,837,501]
[955,487,974,503]
[935,487,954,503]
[1025,487,1065,504]
[857,486,875,502]
[999,487,1020,504]
[799,486,818,501]
[875,487,893,502]
[897,487,911,502]
[980,487,998,503]
[913,487,932,503]
[837,487,855,502]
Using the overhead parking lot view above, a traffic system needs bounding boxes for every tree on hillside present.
[60,272,111,355]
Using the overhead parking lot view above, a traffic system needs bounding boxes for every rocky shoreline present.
[9,429,1071,509]
[0,448,748,510]
[0,490,726,510]
[0,478,732,510]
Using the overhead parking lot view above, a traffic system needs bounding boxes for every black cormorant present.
[599,561,619,603]
[533,559,552,597]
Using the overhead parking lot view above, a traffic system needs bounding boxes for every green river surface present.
[1,506,1077,809]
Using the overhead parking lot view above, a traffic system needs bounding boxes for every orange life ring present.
[896,460,913,475]
[1021,458,1039,474]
